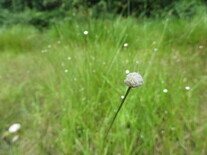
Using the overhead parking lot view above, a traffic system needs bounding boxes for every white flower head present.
[83,31,88,35]
[121,96,125,99]
[41,49,47,53]
[125,70,130,74]
[8,123,21,133]
[12,135,19,143]
[185,86,190,90]
[124,43,128,47]
[199,45,204,49]
[152,41,157,45]
[124,72,143,88]
[163,89,168,93]
[154,48,158,52]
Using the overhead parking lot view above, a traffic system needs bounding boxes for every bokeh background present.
[0,0,207,154]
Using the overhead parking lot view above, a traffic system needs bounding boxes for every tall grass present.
[0,11,207,154]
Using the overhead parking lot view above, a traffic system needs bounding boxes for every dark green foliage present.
[0,0,206,28]
[0,0,205,15]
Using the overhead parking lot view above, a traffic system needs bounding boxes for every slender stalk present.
[105,87,132,140]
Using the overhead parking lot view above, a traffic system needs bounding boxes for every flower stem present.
[105,87,132,140]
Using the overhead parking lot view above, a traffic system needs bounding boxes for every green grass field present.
[0,13,207,154]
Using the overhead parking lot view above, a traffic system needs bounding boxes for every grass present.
[0,12,207,154]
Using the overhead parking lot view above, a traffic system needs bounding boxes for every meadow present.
[0,11,207,154]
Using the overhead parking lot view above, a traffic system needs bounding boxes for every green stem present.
[105,87,132,140]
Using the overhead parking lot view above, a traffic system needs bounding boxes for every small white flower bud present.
[185,86,190,90]
[12,135,19,142]
[125,70,130,74]
[124,72,143,88]
[8,123,21,133]
[124,43,128,47]
[163,89,168,93]
[83,31,88,35]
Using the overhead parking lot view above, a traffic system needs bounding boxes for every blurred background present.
[0,0,207,154]
[0,0,207,28]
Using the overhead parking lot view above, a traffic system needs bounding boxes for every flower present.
[83,31,88,35]
[121,96,125,99]
[125,70,130,74]
[124,72,143,88]
[163,89,168,93]
[124,43,128,47]
[152,41,157,45]
[8,123,21,133]
[136,60,139,64]
[153,48,158,52]
[12,135,19,143]
[64,69,68,73]
[185,86,190,90]
[41,49,47,53]
[199,45,204,49]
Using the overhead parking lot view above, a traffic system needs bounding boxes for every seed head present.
[124,72,143,88]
